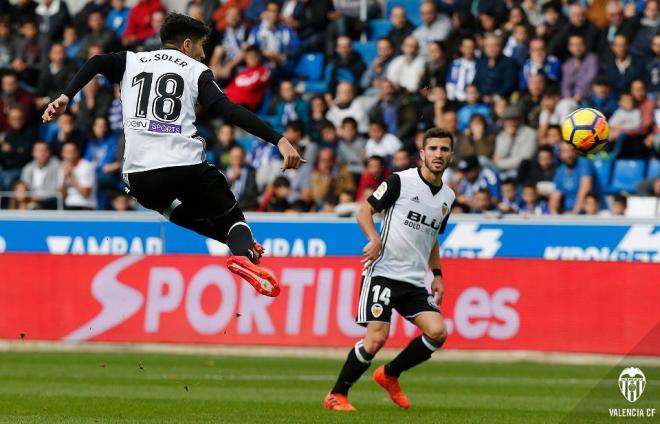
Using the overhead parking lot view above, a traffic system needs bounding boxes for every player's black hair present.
[160,13,210,46]
[422,128,454,150]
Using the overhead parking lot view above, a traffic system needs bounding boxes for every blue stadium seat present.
[368,19,392,40]
[352,41,377,65]
[647,158,660,179]
[609,160,647,193]
[592,159,613,193]
[294,52,324,81]
[386,0,422,26]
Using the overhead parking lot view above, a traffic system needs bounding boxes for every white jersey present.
[366,168,455,287]
[120,49,209,173]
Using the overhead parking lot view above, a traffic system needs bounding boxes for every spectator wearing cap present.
[561,34,599,104]
[456,155,501,206]
[386,35,425,94]
[493,105,537,176]
[516,73,545,129]
[326,35,366,95]
[580,76,618,118]
[456,114,495,162]
[326,82,369,134]
[387,6,416,54]
[446,36,477,102]
[603,34,646,95]
[473,33,518,103]
[20,141,60,210]
[413,0,452,56]
[549,143,595,214]
[360,37,396,96]
[369,79,417,143]
[520,37,561,91]
[122,0,165,48]
[364,120,402,166]
[457,84,491,132]
[549,3,600,61]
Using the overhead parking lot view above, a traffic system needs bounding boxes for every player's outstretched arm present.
[42,52,126,123]
[197,70,305,170]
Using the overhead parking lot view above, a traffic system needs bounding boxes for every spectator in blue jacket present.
[269,80,310,133]
[106,0,130,39]
[520,37,561,91]
[326,35,366,95]
[580,76,618,118]
[474,33,519,103]
[247,0,300,74]
[84,116,119,195]
[549,142,595,214]
[457,85,492,132]
[456,155,501,205]
[446,36,477,102]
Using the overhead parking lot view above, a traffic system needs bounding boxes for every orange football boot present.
[373,365,410,409]
[226,241,280,297]
[323,392,356,411]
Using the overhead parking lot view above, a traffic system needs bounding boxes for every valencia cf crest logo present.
[371,304,383,318]
[619,367,646,403]
[441,202,449,217]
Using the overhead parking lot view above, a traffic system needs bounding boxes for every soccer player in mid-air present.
[324,128,455,411]
[42,13,304,297]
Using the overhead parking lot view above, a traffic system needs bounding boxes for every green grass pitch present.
[0,351,657,423]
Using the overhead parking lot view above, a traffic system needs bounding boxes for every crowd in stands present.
[0,0,658,217]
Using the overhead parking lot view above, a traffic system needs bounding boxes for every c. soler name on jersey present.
[139,53,188,67]
[404,210,441,236]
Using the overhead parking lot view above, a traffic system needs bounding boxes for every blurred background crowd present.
[0,0,658,217]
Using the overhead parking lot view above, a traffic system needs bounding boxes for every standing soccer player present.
[42,14,304,296]
[324,128,455,411]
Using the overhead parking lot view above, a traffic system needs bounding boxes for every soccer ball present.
[561,108,610,155]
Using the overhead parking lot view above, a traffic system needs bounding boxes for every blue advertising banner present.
[0,213,657,262]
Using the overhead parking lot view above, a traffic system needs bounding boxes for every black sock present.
[331,340,375,395]
[226,222,255,260]
[384,334,443,378]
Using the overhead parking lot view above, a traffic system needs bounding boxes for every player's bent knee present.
[426,324,448,343]
[364,327,389,354]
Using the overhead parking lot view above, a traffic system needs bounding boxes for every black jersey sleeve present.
[197,69,282,145]
[367,174,401,212]
[439,212,451,235]
[63,51,127,99]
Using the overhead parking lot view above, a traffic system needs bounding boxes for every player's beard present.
[424,156,448,177]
